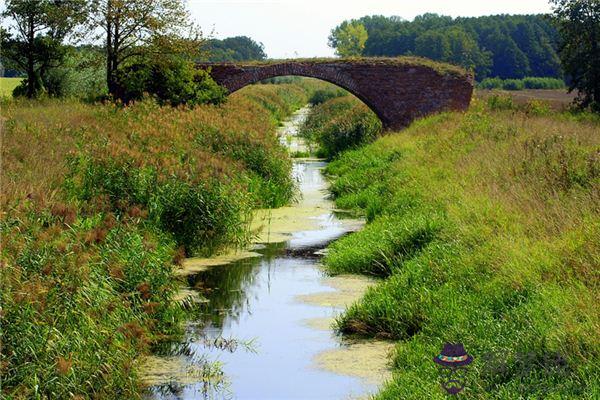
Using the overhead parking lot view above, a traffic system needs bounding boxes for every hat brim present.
[433,355,473,367]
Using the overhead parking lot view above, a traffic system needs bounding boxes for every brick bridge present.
[198,58,474,131]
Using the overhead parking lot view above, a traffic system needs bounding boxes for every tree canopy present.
[203,36,267,62]
[329,14,563,81]
[1,0,88,97]
[328,21,369,57]
[551,0,600,111]
[88,0,201,95]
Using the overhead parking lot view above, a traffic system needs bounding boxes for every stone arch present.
[198,58,474,131]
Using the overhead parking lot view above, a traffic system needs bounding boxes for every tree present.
[414,30,451,61]
[204,36,266,62]
[1,0,88,97]
[329,14,564,81]
[89,0,200,96]
[483,30,530,79]
[328,21,368,57]
[445,27,493,79]
[115,58,226,106]
[551,0,600,111]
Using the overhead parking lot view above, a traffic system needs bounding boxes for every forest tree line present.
[329,13,563,81]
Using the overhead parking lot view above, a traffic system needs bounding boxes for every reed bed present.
[0,82,315,399]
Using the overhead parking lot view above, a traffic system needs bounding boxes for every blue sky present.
[187,0,554,58]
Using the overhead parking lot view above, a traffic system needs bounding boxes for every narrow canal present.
[142,107,393,400]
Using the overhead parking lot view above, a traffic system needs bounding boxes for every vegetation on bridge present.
[203,56,470,78]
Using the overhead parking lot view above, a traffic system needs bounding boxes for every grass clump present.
[308,87,347,105]
[325,213,442,277]
[300,95,382,159]
[0,82,311,398]
[324,99,599,398]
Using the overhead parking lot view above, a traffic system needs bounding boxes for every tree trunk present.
[106,0,116,95]
[27,13,35,98]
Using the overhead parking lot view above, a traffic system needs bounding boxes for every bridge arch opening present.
[231,73,387,128]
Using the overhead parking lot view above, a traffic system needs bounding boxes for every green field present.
[0,77,22,97]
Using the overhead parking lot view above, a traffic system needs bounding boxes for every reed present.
[0,82,317,398]
[323,97,599,398]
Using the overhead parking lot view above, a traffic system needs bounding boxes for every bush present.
[478,77,504,89]
[300,95,382,158]
[309,88,347,105]
[487,94,515,111]
[65,155,251,255]
[318,103,382,158]
[502,78,526,91]
[115,58,227,106]
[44,48,107,99]
[523,77,566,90]
[11,48,107,100]
[259,76,303,84]
[478,77,566,91]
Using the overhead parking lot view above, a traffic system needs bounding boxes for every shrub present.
[502,79,526,91]
[523,99,552,116]
[487,94,515,111]
[259,76,303,84]
[300,95,382,158]
[523,77,566,90]
[309,88,347,105]
[478,77,566,91]
[65,155,251,255]
[478,77,504,89]
[318,104,382,158]
[115,58,227,106]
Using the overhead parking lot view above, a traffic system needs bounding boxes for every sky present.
[187,0,554,59]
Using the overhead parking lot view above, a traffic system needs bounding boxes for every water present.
[143,107,390,400]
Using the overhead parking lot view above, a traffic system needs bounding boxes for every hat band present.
[438,355,468,362]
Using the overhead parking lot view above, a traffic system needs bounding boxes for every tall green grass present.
[0,82,314,398]
[299,95,382,159]
[324,101,599,398]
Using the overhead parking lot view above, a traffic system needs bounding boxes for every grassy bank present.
[0,83,311,399]
[300,93,381,159]
[323,98,599,398]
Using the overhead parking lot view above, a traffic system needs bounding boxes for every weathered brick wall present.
[198,59,474,131]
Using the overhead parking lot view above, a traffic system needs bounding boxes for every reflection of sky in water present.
[146,123,375,400]
[185,257,371,400]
